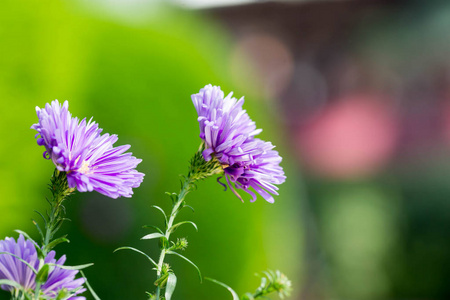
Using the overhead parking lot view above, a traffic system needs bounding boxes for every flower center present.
[78,160,91,174]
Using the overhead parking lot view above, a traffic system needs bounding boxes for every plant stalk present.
[154,176,194,299]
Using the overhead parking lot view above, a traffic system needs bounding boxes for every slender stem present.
[41,169,74,255]
[30,170,74,298]
[155,177,194,299]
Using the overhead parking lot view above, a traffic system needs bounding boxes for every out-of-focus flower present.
[32,100,144,199]
[242,270,292,300]
[192,85,285,203]
[296,95,398,179]
[0,234,86,299]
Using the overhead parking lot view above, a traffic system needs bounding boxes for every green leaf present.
[47,263,94,270]
[114,247,158,268]
[142,225,164,234]
[169,221,198,233]
[204,277,240,300]
[44,236,69,252]
[166,250,202,283]
[80,270,101,300]
[36,264,50,284]
[151,205,168,224]
[165,192,178,203]
[141,233,165,240]
[14,230,45,259]
[0,279,22,289]
[34,210,47,227]
[32,219,44,241]
[0,252,37,274]
[182,205,195,213]
[165,272,177,300]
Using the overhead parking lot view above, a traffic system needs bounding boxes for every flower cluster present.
[192,85,286,203]
[32,100,144,199]
[0,235,85,299]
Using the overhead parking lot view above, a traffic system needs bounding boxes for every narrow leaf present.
[114,247,158,268]
[165,273,177,300]
[169,221,198,233]
[142,225,164,234]
[47,263,94,270]
[141,233,165,240]
[167,250,202,282]
[34,210,47,227]
[151,206,168,224]
[0,279,22,289]
[80,270,101,300]
[45,236,69,252]
[32,219,44,241]
[205,277,240,300]
[182,205,195,213]
[0,252,37,274]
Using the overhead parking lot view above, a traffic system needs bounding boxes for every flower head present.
[192,85,285,203]
[32,100,144,199]
[192,84,262,165]
[223,139,286,203]
[0,234,85,299]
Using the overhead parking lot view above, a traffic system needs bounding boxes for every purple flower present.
[223,139,286,203]
[192,84,262,165]
[192,85,285,203]
[0,234,85,299]
[32,100,144,199]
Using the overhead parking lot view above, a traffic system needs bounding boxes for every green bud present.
[272,270,292,299]
[250,270,292,299]
[187,143,224,182]
[172,238,188,251]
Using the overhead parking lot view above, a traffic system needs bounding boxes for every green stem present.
[155,176,194,299]
[41,169,74,255]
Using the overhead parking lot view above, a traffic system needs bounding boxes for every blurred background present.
[1,0,450,299]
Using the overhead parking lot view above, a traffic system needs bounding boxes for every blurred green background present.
[2,0,450,299]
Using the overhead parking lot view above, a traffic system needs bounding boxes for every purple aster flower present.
[192,85,285,202]
[223,139,286,203]
[192,84,262,165]
[32,100,144,199]
[0,234,85,299]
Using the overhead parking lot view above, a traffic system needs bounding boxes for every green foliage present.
[164,273,177,300]
[205,277,240,300]
[114,247,158,269]
[80,271,102,300]
[248,270,292,300]
[208,270,292,300]
[117,147,222,299]
[34,169,75,256]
